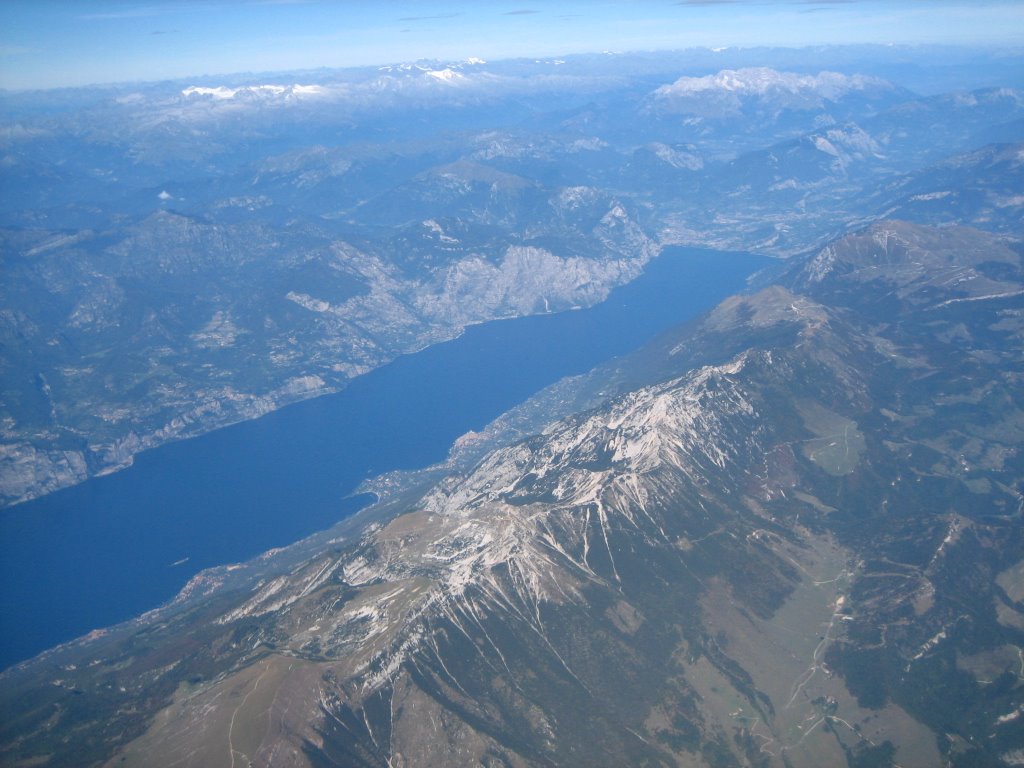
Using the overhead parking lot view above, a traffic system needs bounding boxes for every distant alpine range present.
[1,45,1023,767]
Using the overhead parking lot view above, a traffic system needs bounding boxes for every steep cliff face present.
[3,222,1021,767]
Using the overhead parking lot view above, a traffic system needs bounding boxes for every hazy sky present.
[1,0,1022,90]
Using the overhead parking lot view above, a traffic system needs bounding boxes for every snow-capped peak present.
[425,68,464,82]
[180,83,326,100]
[654,67,889,101]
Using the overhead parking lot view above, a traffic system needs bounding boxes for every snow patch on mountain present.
[649,142,704,170]
[909,191,953,202]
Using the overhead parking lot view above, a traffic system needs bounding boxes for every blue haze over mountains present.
[0,43,1023,768]
[2,45,1021,509]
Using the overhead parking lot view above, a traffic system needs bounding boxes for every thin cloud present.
[81,9,164,20]
[674,1,739,6]
[0,45,37,57]
[504,9,541,15]
[397,13,462,21]
[796,0,859,10]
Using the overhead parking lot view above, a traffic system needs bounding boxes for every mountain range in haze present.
[2,48,1021,507]
[1,45,1023,768]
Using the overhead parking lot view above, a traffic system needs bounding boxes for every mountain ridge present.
[4,220,1021,767]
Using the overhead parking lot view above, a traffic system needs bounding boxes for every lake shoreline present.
[0,246,769,670]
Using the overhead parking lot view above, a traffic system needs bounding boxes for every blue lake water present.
[0,247,768,669]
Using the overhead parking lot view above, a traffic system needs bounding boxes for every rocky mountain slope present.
[3,220,1021,767]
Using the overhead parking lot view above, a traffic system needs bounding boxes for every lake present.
[0,247,769,669]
